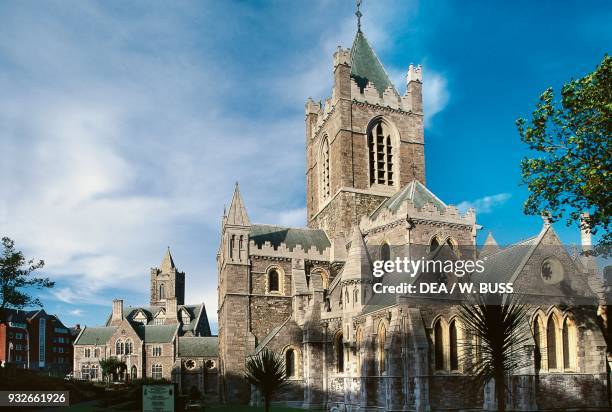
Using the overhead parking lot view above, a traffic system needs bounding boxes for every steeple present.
[160,246,176,273]
[350,27,396,97]
[226,182,250,227]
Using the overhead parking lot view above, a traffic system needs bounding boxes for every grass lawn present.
[208,407,320,412]
[57,402,321,412]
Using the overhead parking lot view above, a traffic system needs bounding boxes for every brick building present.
[0,308,74,376]
[72,249,220,400]
[215,12,610,411]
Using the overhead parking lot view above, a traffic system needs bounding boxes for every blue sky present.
[0,1,610,332]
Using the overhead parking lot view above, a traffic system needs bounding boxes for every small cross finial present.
[410,162,418,178]
[355,0,363,32]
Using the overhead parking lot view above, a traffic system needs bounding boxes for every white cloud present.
[389,67,450,127]
[457,193,512,215]
[69,309,84,316]
[0,0,419,327]
[422,71,450,127]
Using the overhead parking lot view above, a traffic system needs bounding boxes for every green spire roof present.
[350,31,396,97]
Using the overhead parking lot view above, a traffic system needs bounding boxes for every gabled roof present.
[105,303,208,335]
[74,326,117,345]
[350,30,396,97]
[250,224,331,253]
[178,336,218,357]
[370,180,447,219]
[226,183,250,226]
[472,236,539,284]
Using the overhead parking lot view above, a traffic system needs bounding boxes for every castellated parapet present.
[407,63,423,83]
[248,240,330,261]
[333,46,351,68]
[305,97,321,115]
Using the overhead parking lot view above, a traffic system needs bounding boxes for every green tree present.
[516,55,611,256]
[458,294,530,412]
[244,349,287,412]
[99,357,127,385]
[0,237,53,319]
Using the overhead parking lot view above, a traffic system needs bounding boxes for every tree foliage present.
[244,349,287,412]
[516,55,611,256]
[0,237,53,314]
[99,357,127,384]
[458,293,530,412]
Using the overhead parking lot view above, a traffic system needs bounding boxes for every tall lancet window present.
[159,283,165,300]
[368,120,394,186]
[320,137,330,200]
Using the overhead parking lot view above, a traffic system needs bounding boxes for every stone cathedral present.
[216,17,609,412]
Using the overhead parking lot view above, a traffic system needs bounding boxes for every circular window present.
[185,359,196,370]
[205,360,215,369]
[541,257,564,284]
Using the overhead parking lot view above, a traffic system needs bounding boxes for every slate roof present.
[370,180,447,219]
[473,237,538,284]
[350,30,396,96]
[74,327,117,345]
[106,304,205,333]
[134,324,178,343]
[178,336,218,357]
[250,224,330,253]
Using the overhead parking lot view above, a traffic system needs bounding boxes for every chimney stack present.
[112,299,124,323]
[580,212,598,274]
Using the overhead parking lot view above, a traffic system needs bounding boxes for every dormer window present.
[181,310,191,325]
[153,310,166,326]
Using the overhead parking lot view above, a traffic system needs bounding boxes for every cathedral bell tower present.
[150,247,185,306]
[305,12,425,243]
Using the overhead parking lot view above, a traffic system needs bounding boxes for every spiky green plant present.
[244,349,287,412]
[458,293,530,412]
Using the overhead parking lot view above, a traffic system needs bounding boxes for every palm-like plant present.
[244,349,287,412]
[458,293,530,412]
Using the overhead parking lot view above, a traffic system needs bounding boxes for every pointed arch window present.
[335,333,344,373]
[131,365,137,380]
[285,349,295,377]
[368,120,394,186]
[381,242,390,262]
[547,315,558,370]
[159,283,165,300]
[378,323,387,374]
[562,317,577,370]
[449,320,459,370]
[434,319,445,371]
[533,316,544,372]
[268,269,280,293]
[320,137,330,200]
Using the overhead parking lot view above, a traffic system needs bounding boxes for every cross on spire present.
[355,0,363,32]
